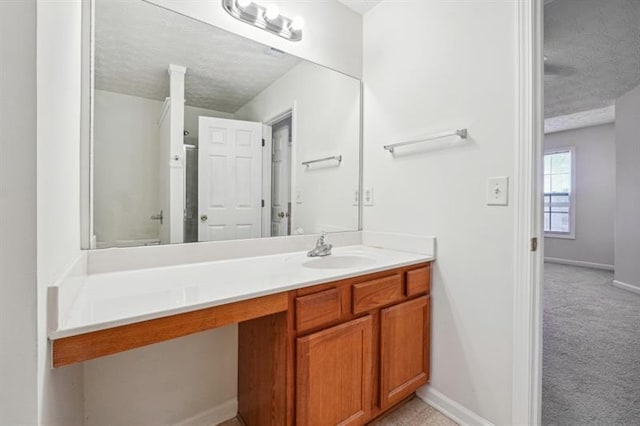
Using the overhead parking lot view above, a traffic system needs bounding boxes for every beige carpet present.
[218,397,456,425]
[543,263,640,425]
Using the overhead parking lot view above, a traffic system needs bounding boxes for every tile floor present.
[217,397,457,425]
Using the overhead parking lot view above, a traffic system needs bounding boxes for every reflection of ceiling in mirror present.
[95,0,301,113]
[335,0,382,15]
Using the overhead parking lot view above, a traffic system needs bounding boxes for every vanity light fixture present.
[264,4,280,21]
[222,0,304,41]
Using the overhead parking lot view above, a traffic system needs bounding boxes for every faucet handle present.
[317,231,327,246]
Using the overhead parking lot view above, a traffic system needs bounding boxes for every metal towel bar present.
[384,129,468,153]
[302,155,342,167]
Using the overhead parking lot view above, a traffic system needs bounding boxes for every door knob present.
[277,212,285,218]
[200,214,208,222]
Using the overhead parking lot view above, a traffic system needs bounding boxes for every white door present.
[198,117,263,242]
[271,117,292,237]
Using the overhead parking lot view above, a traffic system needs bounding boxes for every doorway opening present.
[540,1,640,424]
[267,113,293,237]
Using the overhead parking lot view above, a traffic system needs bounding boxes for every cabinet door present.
[296,316,373,426]
[380,296,430,409]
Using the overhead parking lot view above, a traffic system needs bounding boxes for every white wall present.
[93,90,233,248]
[94,90,163,247]
[544,124,616,267]
[147,0,363,78]
[615,84,640,290]
[37,0,85,424]
[363,1,517,424]
[85,326,237,426]
[0,0,38,423]
[235,60,361,235]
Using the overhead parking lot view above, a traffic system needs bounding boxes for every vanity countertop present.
[50,245,433,339]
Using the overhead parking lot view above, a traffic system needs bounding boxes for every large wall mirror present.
[90,0,362,249]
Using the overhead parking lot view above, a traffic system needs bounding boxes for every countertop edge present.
[49,255,434,340]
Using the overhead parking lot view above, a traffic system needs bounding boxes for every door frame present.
[513,0,544,424]
[262,104,297,238]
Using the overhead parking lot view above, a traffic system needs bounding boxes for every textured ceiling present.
[544,0,640,118]
[544,105,615,134]
[335,0,382,15]
[95,0,301,113]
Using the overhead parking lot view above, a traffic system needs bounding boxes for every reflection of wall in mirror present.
[93,90,232,248]
[235,61,361,235]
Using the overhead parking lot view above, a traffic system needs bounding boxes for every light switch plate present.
[364,187,374,206]
[487,176,509,206]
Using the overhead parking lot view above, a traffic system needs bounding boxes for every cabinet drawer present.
[296,288,343,332]
[406,266,431,297]
[352,274,403,314]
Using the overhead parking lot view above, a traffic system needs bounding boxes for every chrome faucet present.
[307,232,332,257]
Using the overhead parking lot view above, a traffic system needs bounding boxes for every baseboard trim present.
[613,280,640,296]
[172,398,237,426]
[416,386,493,426]
[544,257,614,271]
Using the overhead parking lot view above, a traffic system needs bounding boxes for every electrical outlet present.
[364,187,374,206]
[487,176,508,206]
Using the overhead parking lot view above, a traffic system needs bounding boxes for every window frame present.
[543,146,576,239]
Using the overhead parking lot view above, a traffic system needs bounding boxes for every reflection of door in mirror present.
[271,115,292,237]
[198,117,263,242]
[183,143,198,243]
[90,0,361,249]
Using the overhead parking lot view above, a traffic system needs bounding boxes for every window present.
[544,147,575,238]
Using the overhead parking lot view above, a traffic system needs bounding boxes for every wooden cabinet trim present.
[238,312,289,426]
[52,292,288,368]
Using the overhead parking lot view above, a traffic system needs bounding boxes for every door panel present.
[380,296,430,409]
[296,316,373,426]
[271,117,292,237]
[198,117,262,242]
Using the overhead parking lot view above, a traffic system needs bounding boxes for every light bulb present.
[264,4,280,21]
[236,0,252,9]
[290,16,305,31]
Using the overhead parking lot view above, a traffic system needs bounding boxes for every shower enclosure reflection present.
[91,0,361,249]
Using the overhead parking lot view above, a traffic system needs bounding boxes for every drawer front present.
[352,274,403,314]
[406,266,431,297]
[296,288,343,332]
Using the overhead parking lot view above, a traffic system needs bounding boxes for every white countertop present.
[50,245,433,339]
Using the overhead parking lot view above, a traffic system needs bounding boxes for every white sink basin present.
[301,254,378,270]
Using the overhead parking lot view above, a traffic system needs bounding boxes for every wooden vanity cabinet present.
[296,316,373,426]
[379,296,430,409]
[238,262,431,426]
